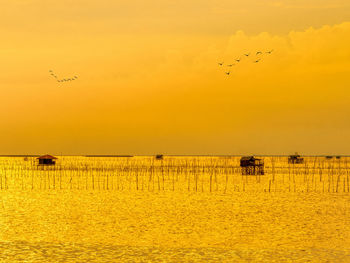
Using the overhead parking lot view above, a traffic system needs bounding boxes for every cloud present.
[159,22,350,141]
[269,0,350,9]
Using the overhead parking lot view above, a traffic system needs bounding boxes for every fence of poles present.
[0,156,349,193]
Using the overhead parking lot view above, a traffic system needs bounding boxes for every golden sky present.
[1,0,350,155]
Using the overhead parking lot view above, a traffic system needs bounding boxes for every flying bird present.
[256,51,262,55]
[49,70,79,84]
[254,59,261,63]
[235,58,241,62]
[225,71,230,75]
[227,64,234,67]
[266,50,274,54]
[244,53,250,57]
[218,62,224,66]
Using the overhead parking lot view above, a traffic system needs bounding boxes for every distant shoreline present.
[0,154,348,157]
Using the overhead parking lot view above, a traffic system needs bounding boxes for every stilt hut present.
[37,155,57,165]
[240,156,264,175]
[155,154,164,160]
[288,153,304,164]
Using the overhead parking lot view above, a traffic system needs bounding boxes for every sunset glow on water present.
[1,156,349,262]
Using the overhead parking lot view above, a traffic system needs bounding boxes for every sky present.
[1,0,350,155]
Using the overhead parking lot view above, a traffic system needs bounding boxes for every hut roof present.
[241,156,259,161]
[37,154,58,160]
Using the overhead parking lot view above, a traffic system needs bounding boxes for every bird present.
[49,70,78,83]
[244,53,250,57]
[218,62,224,66]
[256,51,262,55]
[235,58,241,62]
[227,64,234,67]
[266,49,274,54]
[254,59,261,63]
[225,71,230,75]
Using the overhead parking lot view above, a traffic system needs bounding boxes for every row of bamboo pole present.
[0,156,349,193]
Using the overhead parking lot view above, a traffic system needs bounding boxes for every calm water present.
[0,157,350,262]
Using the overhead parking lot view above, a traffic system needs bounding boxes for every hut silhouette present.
[240,156,264,175]
[155,154,164,160]
[288,153,304,164]
[37,155,57,165]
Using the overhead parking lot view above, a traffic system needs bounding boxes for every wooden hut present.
[155,154,164,160]
[240,156,264,175]
[288,153,304,164]
[37,154,57,165]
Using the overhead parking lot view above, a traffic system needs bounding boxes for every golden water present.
[0,156,349,262]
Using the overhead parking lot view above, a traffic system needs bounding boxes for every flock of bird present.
[48,50,273,82]
[49,70,78,83]
[218,49,274,75]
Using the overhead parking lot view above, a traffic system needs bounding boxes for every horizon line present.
[0,154,348,157]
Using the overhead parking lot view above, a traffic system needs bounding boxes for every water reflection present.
[0,156,350,262]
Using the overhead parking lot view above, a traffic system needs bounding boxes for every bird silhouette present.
[225,71,230,75]
[266,50,274,54]
[227,64,234,67]
[50,70,78,84]
[218,62,224,66]
[254,59,261,63]
[235,58,241,62]
[256,51,262,55]
[49,70,78,83]
[244,53,250,57]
